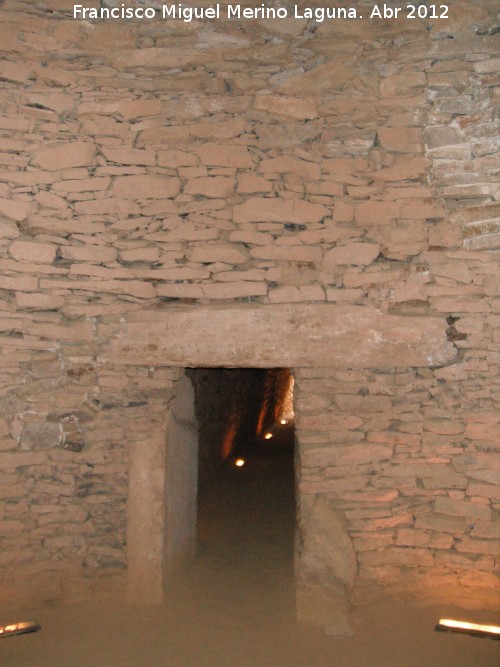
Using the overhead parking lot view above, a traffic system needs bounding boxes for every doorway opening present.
[168,367,296,625]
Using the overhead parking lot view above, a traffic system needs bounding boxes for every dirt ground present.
[1,430,498,666]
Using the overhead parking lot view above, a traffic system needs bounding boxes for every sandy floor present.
[1,431,499,666]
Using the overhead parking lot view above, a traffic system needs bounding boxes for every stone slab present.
[126,428,166,605]
[107,304,456,369]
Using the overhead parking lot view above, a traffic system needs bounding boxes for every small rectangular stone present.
[380,72,426,96]
[15,293,65,310]
[421,475,468,489]
[202,282,267,299]
[157,149,198,168]
[52,177,111,192]
[254,94,318,120]
[424,420,464,435]
[119,247,160,263]
[250,245,322,263]
[396,528,453,549]
[0,275,38,291]
[0,451,47,468]
[360,546,434,567]
[298,414,363,430]
[73,199,140,216]
[268,285,325,303]
[259,156,320,180]
[368,431,421,447]
[237,174,273,194]
[60,245,117,263]
[467,483,500,500]
[336,394,392,412]
[326,288,364,302]
[381,462,454,478]
[31,142,96,171]
[190,245,247,264]
[377,127,422,153]
[101,147,156,166]
[470,521,500,539]
[196,143,253,168]
[28,214,107,234]
[39,278,155,299]
[455,538,500,556]
[0,484,28,499]
[302,444,392,468]
[415,513,467,534]
[234,197,328,225]
[9,240,56,264]
[464,421,500,441]
[111,174,180,199]
[369,158,430,182]
[352,533,394,551]
[355,201,401,225]
[184,176,234,198]
[157,283,204,299]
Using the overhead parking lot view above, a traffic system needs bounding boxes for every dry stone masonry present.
[0,0,498,631]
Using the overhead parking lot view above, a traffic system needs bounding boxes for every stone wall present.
[295,366,499,613]
[0,0,498,614]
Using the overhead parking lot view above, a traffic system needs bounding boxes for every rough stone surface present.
[0,0,498,624]
[323,243,380,267]
[107,305,455,369]
[297,496,356,636]
[31,142,96,171]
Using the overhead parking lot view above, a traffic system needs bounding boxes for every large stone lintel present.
[106,304,456,369]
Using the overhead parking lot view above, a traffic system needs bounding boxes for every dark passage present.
[166,368,297,657]
[188,368,295,563]
[186,367,294,475]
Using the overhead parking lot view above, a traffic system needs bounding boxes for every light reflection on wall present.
[221,420,239,460]
[256,369,294,437]
[280,374,295,423]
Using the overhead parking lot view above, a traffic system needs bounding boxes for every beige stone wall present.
[295,366,499,611]
[0,1,498,610]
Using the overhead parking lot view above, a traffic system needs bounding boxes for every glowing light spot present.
[436,618,500,638]
[235,458,245,467]
[280,419,287,425]
[264,432,273,440]
[0,621,40,637]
